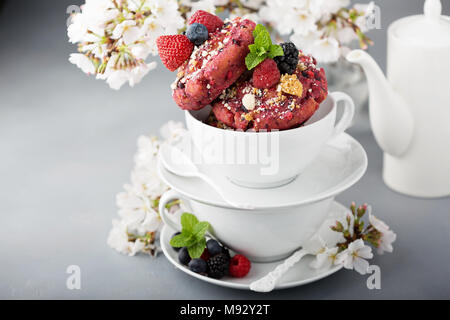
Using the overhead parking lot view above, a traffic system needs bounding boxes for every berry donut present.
[172,18,256,111]
[210,53,328,131]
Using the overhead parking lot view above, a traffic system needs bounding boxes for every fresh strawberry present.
[229,254,251,278]
[252,58,281,89]
[156,35,194,72]
[188,10,223,34]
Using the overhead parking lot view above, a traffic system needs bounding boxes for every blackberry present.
[178,247,191,266]
[274,42,299,75]
[171,232,182,251]
[207,253,229,279]
[206,239,223,257]
[188,259,208,274]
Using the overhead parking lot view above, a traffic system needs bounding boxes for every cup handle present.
[158,189,190,232]
[329,92,355,139]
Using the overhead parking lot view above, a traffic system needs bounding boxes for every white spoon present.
[249,233,329,292]
[249,249,309,292]
[160,144,254,210]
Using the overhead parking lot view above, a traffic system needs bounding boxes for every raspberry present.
[229,254,251,278]
[274,42,299,75]
[156,35,194,72]
[207,253,229,279]
[200,248,211,261]
[188,10,223,34]
[252,59,280,89]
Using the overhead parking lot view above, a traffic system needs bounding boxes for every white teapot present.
[347,0,450,198]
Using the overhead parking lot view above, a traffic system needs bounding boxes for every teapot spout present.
[346,50,414,157]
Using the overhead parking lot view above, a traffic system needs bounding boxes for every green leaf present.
[192,221,210,241]
[248,43,259,54]
[268,44,284,59]
[187,238,207,259]
[253,24,266,38]
[169,233,196,248]
[255,31,271,50]
[180,213,198,234]
[245,52,265,70]
[256,46,267,57]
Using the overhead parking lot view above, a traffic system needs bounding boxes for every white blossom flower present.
[107,219,132,255]
[68,53,96,75]
[336,27,358,44]
[292,32,340,63]
[303,231,340,270]
[213,0,229,6]
[310,247,339,270]
[68,0,182,89]
[183,0,217,19]
[160,121,188,144]
[369,210,397,255]
[335,239,373,275]
[129,167,168,200]
[317,0,350,16]
[111,20,142,45]
[134,135,160,168]
[116,191,162,236]
[107,219,149,256]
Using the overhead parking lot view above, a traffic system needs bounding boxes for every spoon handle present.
[250,249,309,292]
[196,172,254,210]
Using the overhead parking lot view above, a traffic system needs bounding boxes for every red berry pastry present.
[172,17,256,110]
[211,52,328,131]
[252,58,280,89]
[156,35,194,72]
[229,254,251,278]
[188,10,224,34]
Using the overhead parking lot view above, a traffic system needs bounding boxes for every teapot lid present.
[390,0,450,46]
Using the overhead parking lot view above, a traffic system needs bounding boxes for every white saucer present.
[158,133,367,209]
[160,201,346,291]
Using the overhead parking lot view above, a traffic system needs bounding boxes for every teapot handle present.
[329,91,355,139]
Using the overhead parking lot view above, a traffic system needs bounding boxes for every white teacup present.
[159,189,334,262]
[185,92,355,188]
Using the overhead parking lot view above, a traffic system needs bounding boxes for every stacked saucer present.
[157,92,367,289]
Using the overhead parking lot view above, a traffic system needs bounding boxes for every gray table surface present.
[1,0,449,299]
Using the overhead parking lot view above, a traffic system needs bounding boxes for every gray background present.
[1,0,449,299]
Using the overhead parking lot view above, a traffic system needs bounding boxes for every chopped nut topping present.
[242,93,256,111]
[280,74,303,97]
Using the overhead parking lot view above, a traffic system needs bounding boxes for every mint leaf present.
[256,46,267,57]
[248,43,259,54]
[170,233,196,248]
[253,24,266,38]
[192,221,210,241]
[181,213,198,234]
[187,238,207,259]
[255,30,271,50]
[268,44,284,59]
[246,24,279,70]
[245,52,265,70]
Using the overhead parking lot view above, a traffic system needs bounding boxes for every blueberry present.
[186,23,209,46]
[188,259,208,274]
[178,247,191,266]
[206,239,223,257]
[171,232,182,251]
